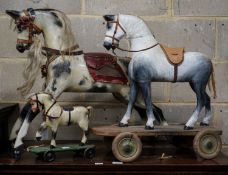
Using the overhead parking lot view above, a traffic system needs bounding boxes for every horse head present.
[103,15,126,51]
[6,8,42,53]
[26,92,54,113]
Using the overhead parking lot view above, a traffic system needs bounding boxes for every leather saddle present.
[160,45,184,65]
[160,45,184,82]
[84,53,128,85]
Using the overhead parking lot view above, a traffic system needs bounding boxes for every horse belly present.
[129,54,174,82]
[177,52,212,82]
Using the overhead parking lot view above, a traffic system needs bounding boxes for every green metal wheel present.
[43,151,56,162]
[84,147,96,159]
[112,132,142,162]
[193,129,222,159]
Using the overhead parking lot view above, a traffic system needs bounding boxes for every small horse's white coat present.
[29,93,92,147]
[104,14,213,129]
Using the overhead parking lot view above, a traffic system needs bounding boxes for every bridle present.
[14,8,84,78]
[16,8,42,45]
[105,15,127,50]
[29,93,44,112]
[29,92,62,119]
[105,15,159,54]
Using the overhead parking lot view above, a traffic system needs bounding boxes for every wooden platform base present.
[92,124,222,136]
[0,141,228,174]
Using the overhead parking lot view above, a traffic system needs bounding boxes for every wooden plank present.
[92,124,222,137]
[1,141,228,175]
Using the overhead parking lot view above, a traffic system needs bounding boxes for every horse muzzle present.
[16,43,31,53]
[103,41,112,50]
[103,41,118,51]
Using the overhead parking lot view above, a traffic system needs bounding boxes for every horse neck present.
[35,11,78,50]
[120,15,158,50]
[41,96,59,113]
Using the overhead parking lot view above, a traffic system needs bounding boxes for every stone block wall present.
[0,0,228,145]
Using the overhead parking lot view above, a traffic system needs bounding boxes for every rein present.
[41,44,84,78]
[116,43,159,53]
[43,100,63,120]
[30,92,63,120]
[105,15,159,54]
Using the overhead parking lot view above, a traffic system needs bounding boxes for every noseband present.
[16,8,42,45]
[105,15,127,49]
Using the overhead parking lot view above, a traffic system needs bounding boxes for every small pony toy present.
[27,92,92,148]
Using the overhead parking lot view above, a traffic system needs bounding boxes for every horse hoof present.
[13,144,25,160]
[79,142,85,146]
[145,125,154,130]
[184,125,194,130]
[36,136,42,142]
[119,122,128,127]
[200,122,209,126]
[50,145,55,149]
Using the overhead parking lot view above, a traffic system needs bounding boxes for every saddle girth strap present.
[174,65,178,83]
[68,111,71,126]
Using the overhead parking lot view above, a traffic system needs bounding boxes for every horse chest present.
[129,53,174,81]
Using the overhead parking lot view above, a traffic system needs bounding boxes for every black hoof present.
[36,136,42,142]
[50,145,55,149]
[184,125,194,130]
[79,142,85,146]
[200,122,209,126]
[13,144,25,160]
[145,125,154,130]
[119,122,128,127]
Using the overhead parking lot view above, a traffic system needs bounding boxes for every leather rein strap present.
[44,100,63,120]
[42,44,83,56]
[41,44,84,78]
[117,43,159,53]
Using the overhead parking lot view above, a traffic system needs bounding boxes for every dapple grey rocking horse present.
[103,14,216,130]
[6,9,167,153]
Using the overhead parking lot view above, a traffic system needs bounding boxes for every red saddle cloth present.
[84,53,128,85]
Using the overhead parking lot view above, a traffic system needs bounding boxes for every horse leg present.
[119,80,138,127]
[10,102,38,141]
[78,119,89,145]
[185,82,206,130]
[138,82,156,130]
[112,92,167,125]
[13,105,40,149]
[50,126,58,149]
[200,92,211,126]
[35,122,48,141]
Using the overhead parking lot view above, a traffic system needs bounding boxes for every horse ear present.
[5,10,20,19]
[103,15,115,21]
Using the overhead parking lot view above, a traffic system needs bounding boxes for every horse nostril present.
[103,41,111,50]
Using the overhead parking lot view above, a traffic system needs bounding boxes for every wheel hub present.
[118,138,137,158]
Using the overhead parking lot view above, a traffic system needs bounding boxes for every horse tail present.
[208,65,217,99]
[86,106,93,118]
